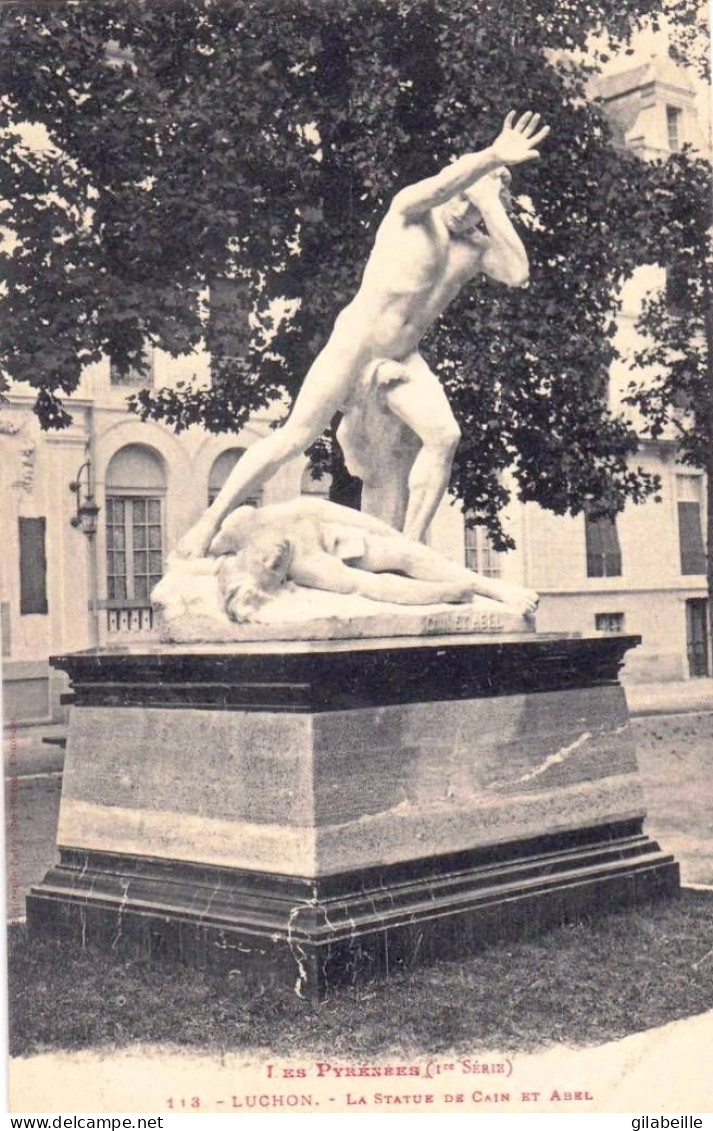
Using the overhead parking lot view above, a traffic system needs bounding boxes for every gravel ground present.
[632,712,713,887]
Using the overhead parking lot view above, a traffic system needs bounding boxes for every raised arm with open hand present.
[490,111,550,166]
[393,110,549,220]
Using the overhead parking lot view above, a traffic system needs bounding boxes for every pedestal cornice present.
[51,633,641,713]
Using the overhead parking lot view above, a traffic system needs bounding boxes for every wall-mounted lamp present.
[70,457,100,538]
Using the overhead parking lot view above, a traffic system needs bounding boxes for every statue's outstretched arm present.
[393,148,501,220]
[393,111,549,221]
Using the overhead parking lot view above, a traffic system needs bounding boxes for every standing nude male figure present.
[179,111,549,558]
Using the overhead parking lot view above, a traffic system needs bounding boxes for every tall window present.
[110,345,154,387]
[464,524,501,577]
[585,511,622,578]
[105,444,166,602]
[208,277,250,365]
[106,497,163,600]
[208,448,261,509]
[666,105,682,152]
[677,475,706,575]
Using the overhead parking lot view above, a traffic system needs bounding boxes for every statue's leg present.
[358,531,539,616]
[337,360,420,531]
[359,419,419,532]
[358,531,476,583]
[361,476,410,531]
[176,339,367,557]
[382,352,461,543]
[292,552,474,606]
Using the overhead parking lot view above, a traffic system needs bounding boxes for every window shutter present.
[600,517,622,577]
[585,513,622,578]
[678,502,706,575]
[19,517,48,615]
[585,514,604,577]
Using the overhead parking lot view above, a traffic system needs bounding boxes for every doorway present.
[686,598,710,678]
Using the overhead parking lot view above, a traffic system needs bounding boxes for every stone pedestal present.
[28,633,679,998]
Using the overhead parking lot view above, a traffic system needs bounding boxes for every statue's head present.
[443,192,481,235]
[464,165,513,209]
[217,535,293,623]
[445,166,514,234]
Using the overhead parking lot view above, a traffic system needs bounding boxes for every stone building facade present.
[0,349,317,723]
[528,57,710,681]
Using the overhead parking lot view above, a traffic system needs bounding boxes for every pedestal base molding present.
[28,820,677,1000]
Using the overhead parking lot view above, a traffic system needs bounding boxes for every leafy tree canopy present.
[625,151,712,471]
[625,147,713,613]
[0,0,703,544]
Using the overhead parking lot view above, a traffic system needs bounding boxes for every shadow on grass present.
[10,891,713,1060]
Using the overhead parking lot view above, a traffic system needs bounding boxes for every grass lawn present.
[9,889,713,1060]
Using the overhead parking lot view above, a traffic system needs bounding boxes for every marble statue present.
[210,497,538,618]
[152,497,539,643]
[177,110,549,557]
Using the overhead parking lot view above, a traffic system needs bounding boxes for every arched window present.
[208,448,261,508]
[105,444,166,602]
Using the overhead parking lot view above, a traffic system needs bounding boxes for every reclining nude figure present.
[178,110,549,557]
[207,497,539,622]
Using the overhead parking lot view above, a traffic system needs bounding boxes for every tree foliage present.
[0,0,702,544]
[625,149,713,616]
[626,152,712,470]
